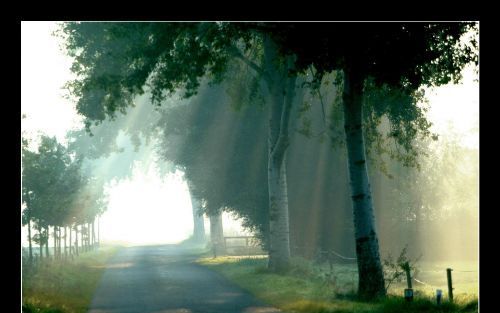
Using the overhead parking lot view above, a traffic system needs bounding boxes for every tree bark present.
[75,224,79,256]
[56,226,59,259]
[53,226,57,260]
[39,222,43,259]
[192,197,206,243]
[28,219,33,262]
[83,224,87,252]
[209,211,225,255]
[64,226,67,258]
[97,216,100,247]
[263,36,296,272]
[92,220,96,250]
[187,182,206,243]
[45,226,50,258]
[69,225,72,256]
[342,67,386,299]
[59,226,62,257]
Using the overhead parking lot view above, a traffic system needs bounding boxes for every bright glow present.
[20,22,478,250]
[21,21,82,144]
[100,169,194,245]
[423,65,479,149]
[99,166,251,245]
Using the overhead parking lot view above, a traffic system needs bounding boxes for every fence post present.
[404,262,413,301]
[404,262,413,289]
[447,268,454,303]
[436,289,442,305]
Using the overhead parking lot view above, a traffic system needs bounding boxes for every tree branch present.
[270,56,297,160]
[228,45,269,82]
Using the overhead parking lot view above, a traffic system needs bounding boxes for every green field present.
[22,245,121,313]
[197,256,478,313]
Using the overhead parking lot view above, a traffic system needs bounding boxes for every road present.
[88,244,281,313]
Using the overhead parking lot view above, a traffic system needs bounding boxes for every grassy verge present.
[22,245,121,313]
[197,256,478,313]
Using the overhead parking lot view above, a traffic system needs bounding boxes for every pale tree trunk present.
[53,226,57,260]
[59,226,62,257]
[28,219,33,262]
[86,224,89,252]
[39,222,43,259]
[87,223,90,251]
[92,219,96,250]
[232,35,296,271]
[191,197,206,243]
[69,226,73,256]
[82,225,85,252]
[64,226,67,258]
[45,226,50,258]
[85,224,88,252]
[75,225,79,256]
[58,226,61,258]
[55,226,58,259]
[187,183,206,243]
[263,36,296,272]
[56,226,59,259]
[88,223,91,251]
[342,67,386,299]
[97,216,100,247]
[209,211,225,255]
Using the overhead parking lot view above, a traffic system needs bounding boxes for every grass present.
[197,256,478,313]
[22,245,121,313]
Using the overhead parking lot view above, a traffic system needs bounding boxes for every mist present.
[21,21,479,312]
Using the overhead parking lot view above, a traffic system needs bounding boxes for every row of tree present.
[22,135,106,262]
[57,22,478,299]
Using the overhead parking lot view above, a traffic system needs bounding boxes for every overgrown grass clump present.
[22,245,121,313]
[197,256,478,313]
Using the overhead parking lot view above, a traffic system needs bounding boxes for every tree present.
[22,134,106,260]
[262,22,477,299]
[60,22,301,271]
[155,81,270,250]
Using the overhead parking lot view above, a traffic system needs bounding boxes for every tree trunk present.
[209,211,225,255]
[59,226,62,258]
[75,225,79,256]
[55,226,58,259]
[88,223,91,251]
[45,226,50,258]
[83,224,87,252]
[64,226,67,258]
[54,226,58,260]
[92,220,95,250]
[39,223,43,259]
[187,183,206,243]
[97,216,100,247]
[28,219,33,262]
[263,37,296,272]
[69,225,72,256]
[342,67,386,299]
[267,152,291,272]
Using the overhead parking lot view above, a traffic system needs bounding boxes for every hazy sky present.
[21,21,479,245]
[21,22,82,144]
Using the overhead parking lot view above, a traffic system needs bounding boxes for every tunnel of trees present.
[21,22,478,300]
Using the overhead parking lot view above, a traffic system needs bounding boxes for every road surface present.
[88,245,280,313]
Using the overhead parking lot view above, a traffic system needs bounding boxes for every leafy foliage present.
[22,135,107,245]
[382,245,421,292]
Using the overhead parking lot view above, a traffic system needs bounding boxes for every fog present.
[21,21,478,271]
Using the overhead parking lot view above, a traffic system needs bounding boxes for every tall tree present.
[263,22,477,298]
[186,181,206,243]
[60,22,300,271]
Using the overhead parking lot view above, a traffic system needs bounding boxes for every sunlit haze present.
[100,169,193,245]
[21,21,478,247]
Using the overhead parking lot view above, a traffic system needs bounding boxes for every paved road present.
[88,245,280,313]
